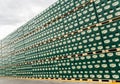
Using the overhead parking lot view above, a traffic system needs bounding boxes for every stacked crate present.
[0,41,2,76]
[0,0,120,82]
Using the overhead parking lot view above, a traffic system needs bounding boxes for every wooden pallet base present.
[0,76,120,84]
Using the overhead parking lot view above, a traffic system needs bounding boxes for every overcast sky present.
[0,0,57,40]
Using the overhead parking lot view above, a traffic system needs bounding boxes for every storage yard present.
[0,0,120,84]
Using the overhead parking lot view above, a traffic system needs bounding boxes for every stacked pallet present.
[0,0,120,83]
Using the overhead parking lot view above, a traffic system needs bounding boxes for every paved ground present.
[0,78,97,84]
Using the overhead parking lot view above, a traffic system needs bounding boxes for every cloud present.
[0,0,57,40]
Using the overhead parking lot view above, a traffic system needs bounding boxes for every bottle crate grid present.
[0,0,120,83]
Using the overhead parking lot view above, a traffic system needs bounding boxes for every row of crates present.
[0,0,120,82]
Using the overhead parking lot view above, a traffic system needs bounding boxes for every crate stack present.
[0,41,2,76]
[0,0,120,83]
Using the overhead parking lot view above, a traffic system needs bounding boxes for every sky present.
[0,0,57,40]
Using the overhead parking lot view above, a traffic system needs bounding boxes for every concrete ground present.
[0,78,98,84]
